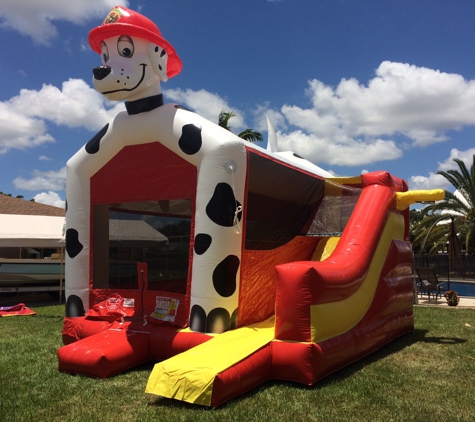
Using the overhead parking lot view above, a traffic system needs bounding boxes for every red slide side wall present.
[270,238,414,385]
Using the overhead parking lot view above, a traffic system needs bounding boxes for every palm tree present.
[218,110,263,143]
[412,155,475,255]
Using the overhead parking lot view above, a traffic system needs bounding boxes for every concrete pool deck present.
[415,295,475,309]
[414,277,475,308]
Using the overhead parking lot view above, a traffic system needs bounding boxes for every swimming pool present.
[441,281,475,297]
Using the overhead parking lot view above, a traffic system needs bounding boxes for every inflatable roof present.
[57,6,444,407]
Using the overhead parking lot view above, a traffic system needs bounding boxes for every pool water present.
[441,281,475,297]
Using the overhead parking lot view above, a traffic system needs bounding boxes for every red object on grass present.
[0,303,36,317]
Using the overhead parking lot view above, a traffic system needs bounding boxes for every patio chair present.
[415,267,447,303]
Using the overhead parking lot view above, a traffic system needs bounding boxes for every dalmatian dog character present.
[65,6,246,334]
[88,6,182,103]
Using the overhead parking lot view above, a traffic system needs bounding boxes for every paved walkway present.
[415,295,475,309]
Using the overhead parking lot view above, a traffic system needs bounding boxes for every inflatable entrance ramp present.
[146,318,274,406]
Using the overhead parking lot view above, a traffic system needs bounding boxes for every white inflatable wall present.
[66,105,247,332]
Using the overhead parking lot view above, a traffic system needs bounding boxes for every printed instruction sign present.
[151,296,179,322]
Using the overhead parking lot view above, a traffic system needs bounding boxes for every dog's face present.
[92,35,169,101]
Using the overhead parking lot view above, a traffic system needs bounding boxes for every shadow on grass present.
[122,361,156,375]
[149,396,212,411]
[414,331,467,345]
[281,328,466,387]
[32,314,64,320]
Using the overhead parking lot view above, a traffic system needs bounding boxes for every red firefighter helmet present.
[88,6,182,78]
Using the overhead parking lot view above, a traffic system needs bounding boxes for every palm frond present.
[412,155,475,254]
[218,110,263,143]
[237,129,263,143]
[218,110,236,131]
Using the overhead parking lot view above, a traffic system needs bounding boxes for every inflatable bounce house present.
[57,6,444,407]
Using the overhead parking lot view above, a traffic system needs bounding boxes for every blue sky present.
[1,0,474,207]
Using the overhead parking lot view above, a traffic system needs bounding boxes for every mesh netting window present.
[245,152,324,250]
[306,180,362,236]
[244,152,362,249]
[92,199,191,293]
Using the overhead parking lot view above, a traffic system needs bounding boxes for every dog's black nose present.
[93,66,111,80]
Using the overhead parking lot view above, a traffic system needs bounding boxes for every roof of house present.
[0,194,65,217]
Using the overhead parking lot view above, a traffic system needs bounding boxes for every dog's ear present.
[148,44,169,82]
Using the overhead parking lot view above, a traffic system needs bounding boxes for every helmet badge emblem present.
[103,7,123,25]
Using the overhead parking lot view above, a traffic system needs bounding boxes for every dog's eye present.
[117,36,134,58]
[100,41,109,64]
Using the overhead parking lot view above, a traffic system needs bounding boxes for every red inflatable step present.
[58,328,150,378]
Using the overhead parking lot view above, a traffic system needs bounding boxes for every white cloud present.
[0,79,124,154]
[9,79,123,130]
[0,0,127,45]
[270,61,475,167]
[253,103,287,133]
[336,62,475,146]
[436,148,475,173]
[13,167,66,191]
[39,155,52,161]
[346,61,475,146]
[0,102,54,154]
[167,63,475,169]
[34,191,65,208]
[164,88,247,131]
[408,148,475,191]
[277,130,402,166]
[408,173,450,191]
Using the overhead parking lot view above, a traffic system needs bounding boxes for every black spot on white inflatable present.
[194,233,212,255]
[213,255,239,297]
[189,304,207,332]
[65,228,83,258]
[206,307,231,333]
[85,124,109,154]
[178,123,202,155]
[65,294,85,317]
[206,183,242,227]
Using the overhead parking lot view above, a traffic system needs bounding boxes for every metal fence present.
[413,254,475,280]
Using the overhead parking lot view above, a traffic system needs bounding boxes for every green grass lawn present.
[1,305,474,422]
